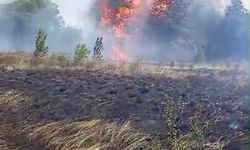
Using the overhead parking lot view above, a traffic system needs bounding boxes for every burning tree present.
[151,0,173,18]
[98,0,191,61]
[99,0,174,38]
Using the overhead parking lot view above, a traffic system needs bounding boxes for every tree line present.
[0,0,248,61]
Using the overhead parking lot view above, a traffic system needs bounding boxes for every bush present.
[34,29,48,58]
[164,94,230,150]
[74,43,89,64]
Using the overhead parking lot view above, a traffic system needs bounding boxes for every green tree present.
[74,43,89,64]
[34,29,48,58]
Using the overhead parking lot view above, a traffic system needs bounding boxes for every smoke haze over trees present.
[205,0,248,60]
[0,0,248,61]
[0,0,81,51]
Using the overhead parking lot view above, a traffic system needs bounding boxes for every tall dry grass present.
[0,89,156,150]
[21,120,154,150]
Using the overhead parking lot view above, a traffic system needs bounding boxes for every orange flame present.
[99,0,172,60]
[151,0,171,18]
[111,45,129,60]
[100,0,112,25]
[100,1,141,38]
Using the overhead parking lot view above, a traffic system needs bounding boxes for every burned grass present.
[0,52,248,149]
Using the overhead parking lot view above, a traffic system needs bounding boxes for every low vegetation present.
[34,29,48,58]
[74,43,89,64]
[163,94,239,150]
[22,120,153,150]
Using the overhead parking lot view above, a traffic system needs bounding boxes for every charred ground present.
[0,52,248,149]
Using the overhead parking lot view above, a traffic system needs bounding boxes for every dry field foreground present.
[0,52,249,150]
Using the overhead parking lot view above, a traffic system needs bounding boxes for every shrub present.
[164,94,232,150]
[93,37,104,60]
[74,43,89,64]
[34,29,48,58]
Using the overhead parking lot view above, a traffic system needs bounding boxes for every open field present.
[0,52,249,150]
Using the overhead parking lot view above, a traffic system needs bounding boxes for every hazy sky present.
[0,0,15,3]
[51,0,93,28]
[0,0,249,27]
[51,0,249,27]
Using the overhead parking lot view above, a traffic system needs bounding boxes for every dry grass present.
[0,90,27,150]
[21,120,154,150]
[0,128,10,150]
[0,52,247,75]
[1,89,243,150]
[163,93,248,150]
[0,126,13,150]
[0,51,31,70]
[0,89,155,150]
[0,90,27,110]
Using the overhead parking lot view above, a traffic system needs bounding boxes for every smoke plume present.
[0,0,248,62]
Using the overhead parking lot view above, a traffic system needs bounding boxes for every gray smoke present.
[67,0,247,61]
[0,0,82,52]
[0,0,248,61]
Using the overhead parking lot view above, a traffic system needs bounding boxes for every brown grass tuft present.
[22,120,154,150]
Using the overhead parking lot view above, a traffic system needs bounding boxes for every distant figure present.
[93,37,104,60]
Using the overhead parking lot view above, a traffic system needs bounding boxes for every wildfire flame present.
[111,45,130,61]
[99,0,172,60]
[151,0,172,18]
[100,0,141,38]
